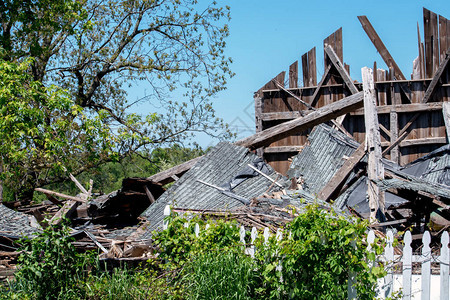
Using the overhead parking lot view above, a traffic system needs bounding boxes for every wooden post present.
[362,67,385,223]
[390,84,401,163]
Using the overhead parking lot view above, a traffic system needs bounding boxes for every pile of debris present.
[1,7,449,279]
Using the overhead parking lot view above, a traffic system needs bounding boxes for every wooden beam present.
[358,15,406,80]
[49,200,78,225]
[362,67,385,223]
[324,46,358,94]
[263,146,304,153]
[235,92,364,149]
[422,50,450,103]
[272,79,353,138]
[35,188,87,203]
[350,102,443,115]
[146,155,203,186]
[261,111,303,121]
[69,173,89,195]
[272,79,311,111]
[443,102,450,142]
[389,110,399,163]
[144,185,155,204]
[381,137,447,147]
[318,142,366,201]
[310,64,332,107]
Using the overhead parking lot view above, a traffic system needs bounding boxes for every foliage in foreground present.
[253,206,385,299]
[2,205,386,299]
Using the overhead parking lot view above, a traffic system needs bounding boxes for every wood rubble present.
[1,7,450,279]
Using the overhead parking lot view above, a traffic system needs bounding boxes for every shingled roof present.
[0,204,40,239]
[140,142,285,236]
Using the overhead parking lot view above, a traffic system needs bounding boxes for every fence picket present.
[161,206,450,300]
[440,231,449,300]
[263,227,270,246]
[421,231,431,300]
[239,226,246,245]
[250,227,257,258]
[384,230,394,298]
[403,231,412,300]
[194,223,200,237]
[163,205,171,230]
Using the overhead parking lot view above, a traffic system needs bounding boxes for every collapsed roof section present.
[0,204,40,239]
[140,142,287,236]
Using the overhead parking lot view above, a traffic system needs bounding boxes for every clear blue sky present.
[134,0,450,148]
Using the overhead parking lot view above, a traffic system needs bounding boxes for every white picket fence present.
[163,205,450,299]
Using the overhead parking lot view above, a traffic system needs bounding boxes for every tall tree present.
[0,0,233,201]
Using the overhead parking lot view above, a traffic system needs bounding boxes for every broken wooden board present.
[318,141,366,202]
[236,92,364,149]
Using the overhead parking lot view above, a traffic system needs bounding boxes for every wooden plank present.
[263,146,304,153]
[308,47,317,86]
[35,188,87,203]
[49,200,78,225]
[443,102,450,141]
[289,61,298,89]
[302,48,316,87]
[69,173,88,195]
[144,185,155,204]
[350,102,443,115]
[387,137,446,147]
[418,22,425,79]
[235,92,364,149]
[362,67,385,223]
[424,8,439,78]
[358,16,406,80]
[261,111,303,121]
[324,45,358,94]
[302,52,309,87]
[83,230,108,254]
[318,142,366,201]
[390,110,399,163]
[310,64,332,107]
[323,28,343,72]
[439,15,449,72]
[422,50,450,103]
[255,94,264,157]
[146,155,203,186]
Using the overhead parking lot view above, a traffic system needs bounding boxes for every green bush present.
[5,223,95,299]
[253,204,385,299]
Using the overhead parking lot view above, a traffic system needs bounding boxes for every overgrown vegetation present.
[2,205,386,299]
[0,0,234,202]
[1,144,206,203]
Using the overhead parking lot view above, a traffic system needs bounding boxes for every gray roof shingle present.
[140,142,284,236]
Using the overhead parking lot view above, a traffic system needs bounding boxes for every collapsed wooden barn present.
[253,8,450,175]
[2,8,450,281]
